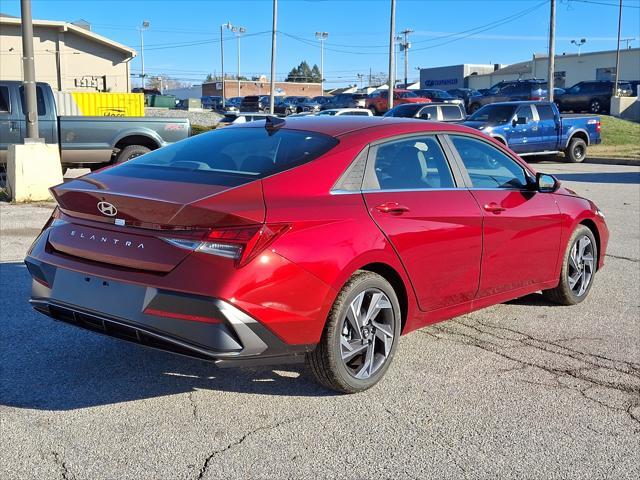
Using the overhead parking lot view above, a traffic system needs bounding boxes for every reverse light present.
[162,224,289,267]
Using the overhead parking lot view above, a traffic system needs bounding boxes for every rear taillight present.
[531,96,544,101]
[162,224,289,267]
[596,121,601,133]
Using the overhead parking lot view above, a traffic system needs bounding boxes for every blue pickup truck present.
[463,101,601,163]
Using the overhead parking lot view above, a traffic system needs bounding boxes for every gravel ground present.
[0,161,638,480]
[145,107,222,127]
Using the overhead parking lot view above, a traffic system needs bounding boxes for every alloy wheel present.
[340,289,395,380]
[568,235,594,297]
[573,143,585,160]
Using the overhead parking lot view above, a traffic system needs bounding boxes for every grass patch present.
[190,124,217,135]
[590,115,640,159]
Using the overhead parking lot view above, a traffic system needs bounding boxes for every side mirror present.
[536,172,559,193]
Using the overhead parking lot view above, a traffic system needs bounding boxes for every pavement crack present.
[188,391,198,419]
[196,417,299,480]
[605,253,639,263]
[52,451,72,480]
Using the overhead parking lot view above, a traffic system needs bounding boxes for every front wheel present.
[543,225,597,305]
[589,99,602,114]
[306,271,401,393]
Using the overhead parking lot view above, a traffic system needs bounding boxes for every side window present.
[441,105,463,121]
[536,104,556,121]
[450,136,528,189]
[516,105,533,122]
[370,136,455,190]
[418,106,437,119]
[19,86,47,116]
[0,86,10,113]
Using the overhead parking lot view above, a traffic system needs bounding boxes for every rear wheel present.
[565,137,587,163]
[116,145,151,164]
[589,99,602,114]
[543,225,597,305]
[307,271,401,393]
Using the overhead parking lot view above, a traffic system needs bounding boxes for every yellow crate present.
[71,92,145,117]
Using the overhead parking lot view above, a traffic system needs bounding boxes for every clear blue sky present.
[3,0,640,87]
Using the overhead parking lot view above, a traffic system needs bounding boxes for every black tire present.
[589,98,602,114]
[469,102,481,113]
[306,271,402,394]
[116,145,151,163]
[565,137,587,163]
[543,225,597,305]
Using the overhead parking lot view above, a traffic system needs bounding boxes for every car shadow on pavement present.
[0,263,335,411]
[555,171,640,184]
[504,292,558,307]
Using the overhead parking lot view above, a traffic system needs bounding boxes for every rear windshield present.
[112,126,339,182]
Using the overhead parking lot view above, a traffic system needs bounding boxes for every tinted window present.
[115,127,339,182]
[536,104,556,121]
[441,105,463,121]
[0,86,9,113]
[450,136,528,189]
[516,105,533,121]
[343,111,370,116]
[383,104,422,117]
[372,136,455,190]
[468,104,517,124]
[19,86,46,115]
[418,106,438,119]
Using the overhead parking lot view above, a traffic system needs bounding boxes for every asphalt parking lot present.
[1,161,639,480]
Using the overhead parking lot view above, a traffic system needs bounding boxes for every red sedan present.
[26,116,608,393]
[366,89,430,114]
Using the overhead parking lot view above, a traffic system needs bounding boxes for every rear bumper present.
[26,257,311,365]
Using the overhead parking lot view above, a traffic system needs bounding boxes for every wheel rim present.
[568,235,595,297]
[340,289,395,380]
[573,143,585,160]
[591,101,600,113]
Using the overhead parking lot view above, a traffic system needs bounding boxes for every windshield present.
[468,104,517,124]
[397,91,418,98]
[430,90,454,99]
[113,127,339,182]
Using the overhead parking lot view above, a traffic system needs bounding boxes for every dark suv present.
[240,95,270,112]
[322,93,367,110]
[468,80,548,113]
[555,81,633,113]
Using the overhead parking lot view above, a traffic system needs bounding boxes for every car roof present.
[480,100,548,107]
[234,115,480,138]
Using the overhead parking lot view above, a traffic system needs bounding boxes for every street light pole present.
[547,0,556,103]
[571,38,587,56]
[315,32,328,96]
[234,26,246,97]
[269,0,278,114]
[220,22,230,108]
[388,0,396,110]
[20,0,38,139]
[139,20,149,89]
[613,0,623,97]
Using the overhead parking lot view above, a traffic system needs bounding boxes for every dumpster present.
[71,92,145,116]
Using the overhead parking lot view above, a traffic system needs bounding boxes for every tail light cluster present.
[596,121,602,133]
[162,224,289,267]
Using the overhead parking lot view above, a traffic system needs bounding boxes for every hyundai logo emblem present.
[97,201,117,217]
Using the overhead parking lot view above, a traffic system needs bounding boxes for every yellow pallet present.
[71,92,144,117]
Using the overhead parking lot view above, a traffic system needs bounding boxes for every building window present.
[596,68,616,81]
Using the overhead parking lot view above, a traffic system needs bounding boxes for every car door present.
[446,134,562,297]
[362,134,483,312]
[508,105,537,153]
[533,104,559,151]
[0,85,21,163]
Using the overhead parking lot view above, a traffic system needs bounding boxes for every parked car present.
[322,93,367,110]
[201,96,223,110]
[412,89,465,109]
[26,116,609,393]
[310,96,332,108]
[217,112,273,126]
[273,97,298,116]
[554,80,633,114]
[240,95,270,112]
[468,80,548,113]
[280,96,312,113]
[224,96,244,111]
[316,108,373,116]
[383,102,465,122]
[463,101,601,162]
[299,97,325,113]
[0,81,190,169]
[366,89,430,115]
[627,80,640,96]
[447,88,482,110]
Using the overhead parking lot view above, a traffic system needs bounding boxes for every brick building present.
[202,80,322,98]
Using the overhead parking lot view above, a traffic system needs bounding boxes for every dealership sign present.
[423,78,459,87]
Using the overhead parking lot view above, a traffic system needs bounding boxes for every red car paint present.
[365,89,431,114]
[27,117,609,354]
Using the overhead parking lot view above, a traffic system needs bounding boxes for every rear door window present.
[536,104,556,121]
[113,126,339,183]
[19,85,46,115]
[441,105,463,121]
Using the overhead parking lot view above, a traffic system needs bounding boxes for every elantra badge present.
[97,201,117,217]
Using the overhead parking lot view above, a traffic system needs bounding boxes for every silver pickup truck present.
[0,81,190,171]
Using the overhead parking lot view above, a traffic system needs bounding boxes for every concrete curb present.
[586,157,640,166]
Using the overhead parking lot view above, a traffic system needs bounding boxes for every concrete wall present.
[202,81,322,98]
[0,24,132,92]
[611,96,640,122]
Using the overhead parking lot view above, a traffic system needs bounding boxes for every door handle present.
[376,202,410,214]
[484,203,506,214]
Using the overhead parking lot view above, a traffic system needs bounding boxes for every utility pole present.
[620,37,636,49]
[613,0,623,96]
[220,22,231,108]
[399,29,413,87]
[315,32,328,96]
[233,25,246,97]
[139,20,149,89]
[547,0,556,102]
[356,73,364,90]
[388,0,396,110]
[20,0,38,139]
[269,0,278,114]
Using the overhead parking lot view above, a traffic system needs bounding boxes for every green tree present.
[311,64,321,82]
[286,61,320,83]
